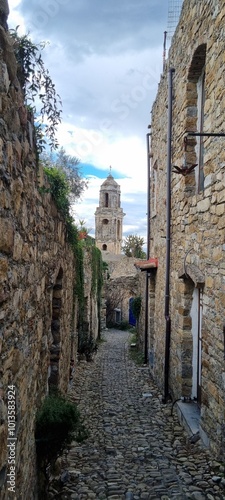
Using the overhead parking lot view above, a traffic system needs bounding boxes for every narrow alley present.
[50,330,225,500]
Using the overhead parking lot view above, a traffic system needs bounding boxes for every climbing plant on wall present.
[91,246,103,294]
[42,166,85,243]
[42,166,70,217]
[74,241,85,328]
[41,148,88,202]
[42,162,103,340]
[42,165,85,329]
[91,246,103,339]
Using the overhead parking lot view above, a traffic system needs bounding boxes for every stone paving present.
[49,330,225,499]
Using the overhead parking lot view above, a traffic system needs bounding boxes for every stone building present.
[104,256,141,327]
[144,0,225,457]
[0,4,101,497]
[95,172,125,255]
[95,173,141,326]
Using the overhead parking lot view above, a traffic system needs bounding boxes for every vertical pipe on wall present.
[144,271,149,365]
[163,67,175,402]
[144,132,151,364]
[163,31,167,71]
[146,132,151,261]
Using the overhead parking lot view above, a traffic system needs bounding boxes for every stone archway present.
[48,268,63,391]
[178,264,204,403]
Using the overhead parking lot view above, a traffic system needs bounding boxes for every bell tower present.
[95,170,125,254]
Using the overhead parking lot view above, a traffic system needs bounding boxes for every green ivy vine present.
[42,166,103,337]
[42,166,70,216]
[91,246,103,338]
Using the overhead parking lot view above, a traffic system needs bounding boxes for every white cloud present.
[73,171,148,244]
[8,1,26,33]
[8,0,166,247]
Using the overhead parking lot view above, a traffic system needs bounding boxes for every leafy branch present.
[43,166,70,217]
[10,28,62,151]
[41,148,88,202]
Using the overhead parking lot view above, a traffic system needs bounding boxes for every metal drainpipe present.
[146,132,151,261]
[144,132,151,364]
[163,67,175,403]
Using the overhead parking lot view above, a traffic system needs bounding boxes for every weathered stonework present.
[105,274,138,326]
[147,0,225,458]
[102,255,141,326]
[95,174,125,255]
[0,4,101,497]
[0,55,76,500]
[95,174,141,327]
[83,246,101,339]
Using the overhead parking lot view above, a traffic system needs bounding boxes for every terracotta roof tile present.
[134,258,158,271]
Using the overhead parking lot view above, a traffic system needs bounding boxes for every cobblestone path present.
[49,330,225,499]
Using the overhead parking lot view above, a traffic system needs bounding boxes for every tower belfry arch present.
[95,170,125,254]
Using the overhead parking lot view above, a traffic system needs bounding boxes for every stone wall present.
[135,271,156,361]
[105,275,138,326]
[0,28,76,499]
[83,246,101,339]
[148,0,225,456]
[102,253,141,279]
[0,4,100,497]
[102,254,141,327]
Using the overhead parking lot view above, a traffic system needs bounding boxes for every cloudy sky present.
[9,0,174,244]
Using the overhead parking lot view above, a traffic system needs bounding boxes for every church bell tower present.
[95,170,125,254]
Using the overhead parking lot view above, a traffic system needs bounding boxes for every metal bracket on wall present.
[173,132,225,175]
[185,131,225,137]
[183,131,225,150]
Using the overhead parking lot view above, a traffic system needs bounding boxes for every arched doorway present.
[179,264,204,404]
[190,287,203,402]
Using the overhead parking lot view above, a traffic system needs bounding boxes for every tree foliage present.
[122,234,146,258]
[10,28,62,150]
[41,147,88,203]
[42,166,70,217]
[35,392,88,471]
[35,393,79,462]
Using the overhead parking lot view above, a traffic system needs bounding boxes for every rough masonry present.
[0,2,100,497]
[142,0,225,458]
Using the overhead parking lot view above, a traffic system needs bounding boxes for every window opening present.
[185,44,206,194]
[117,220,120,239]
